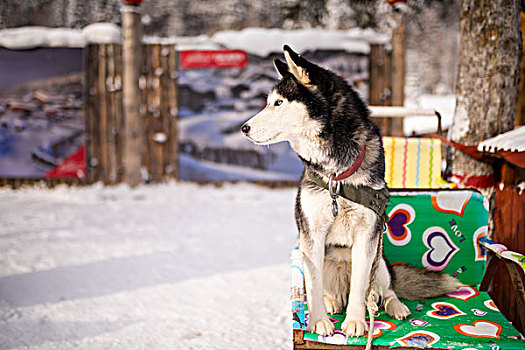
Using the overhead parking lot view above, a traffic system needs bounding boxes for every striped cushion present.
[383,137,452,189]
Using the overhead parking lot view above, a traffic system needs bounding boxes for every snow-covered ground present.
[0,182,298,349]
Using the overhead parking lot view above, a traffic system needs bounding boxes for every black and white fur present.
[241,45,461,337]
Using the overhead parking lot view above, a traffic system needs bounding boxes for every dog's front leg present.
[298,188,334,336]
[301,234,334,336]
[342,223,379,337]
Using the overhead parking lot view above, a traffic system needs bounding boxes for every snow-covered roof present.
[0,25,389,56]
[0,23,121,49]
[477,126,525,153]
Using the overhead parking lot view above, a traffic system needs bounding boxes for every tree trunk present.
[447,0,522,189]
[515,11,525,127]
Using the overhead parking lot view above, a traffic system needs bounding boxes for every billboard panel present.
[178,50,369,181]
[0,47,85,179]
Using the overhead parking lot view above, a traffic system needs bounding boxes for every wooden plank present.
[98,44,109,184]
[106,43,118,184]
[168,45,179,180]
[160,45,171,179]
[504,260,525,333]
[492,184,525,334]
[500,186,514,326]
[140,44,151,182]
[83,44,92,184]
[151,44,163,182]
[85,44,98,184]
[91,44,102,183]
[369,44,392,136]
[391,19,406,137]
[147,44,158,182]
[512,185,525,331]
[114,44,125,183]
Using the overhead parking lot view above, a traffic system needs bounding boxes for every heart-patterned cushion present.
[431,191,471,216]
[446,286,480,301]
[386,203,415,246]
[453,320,502,339]
[395,330,440,347]
[300,190,524,349]
[302,291,525,349]
[422,227,459,271]
[427,302,466,319]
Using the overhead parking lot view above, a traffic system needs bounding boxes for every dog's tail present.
[392,265,463,300]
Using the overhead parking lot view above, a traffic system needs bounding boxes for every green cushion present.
[384,190,488,287]
[302,289,525,348]
[294,190,525,348]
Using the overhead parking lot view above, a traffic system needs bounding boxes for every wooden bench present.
[291,137,525,349]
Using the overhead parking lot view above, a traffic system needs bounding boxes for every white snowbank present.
[0,182,297,349]
[0,23,122,49]
[0,26,82,49]
[211,27,390,56]
[1,24,388,56]
[82,23,122,45]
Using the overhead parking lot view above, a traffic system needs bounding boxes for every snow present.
[81,23,122,44]
[0,23,121,49]
[0,25,386,56]
[404,94,456,135]
[0,182,298,349]
[211,27,390,57]
[477,125,525,153]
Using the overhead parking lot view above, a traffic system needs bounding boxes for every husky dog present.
[241,45,461,337]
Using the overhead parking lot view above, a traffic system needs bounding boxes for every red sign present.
[45,146,86,179]
[121,0,143,5]
[180,50,248,69]
[386,0,407,5]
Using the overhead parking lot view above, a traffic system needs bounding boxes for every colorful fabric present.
[384,190,489,287]
[382,137,452,189]
[479,237,525,275]
[301,289,525,348]
[291,190,525,348]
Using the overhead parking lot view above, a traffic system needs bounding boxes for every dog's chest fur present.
[300,184,377,259]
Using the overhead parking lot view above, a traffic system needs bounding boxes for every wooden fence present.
[369,27,405,138]
[84,43,178,185]
[0,42,401,188]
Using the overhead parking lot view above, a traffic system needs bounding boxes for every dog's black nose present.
[241,123,250,134]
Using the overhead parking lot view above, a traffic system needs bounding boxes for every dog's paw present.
[324,295,343,314]
[308,318,335,336]
[341,317,368,337]
[385,298,411,320]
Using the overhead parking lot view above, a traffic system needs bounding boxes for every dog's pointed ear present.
[283,45,312,88]
[273,58,289,79]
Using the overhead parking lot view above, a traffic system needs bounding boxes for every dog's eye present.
[274,99,283,107]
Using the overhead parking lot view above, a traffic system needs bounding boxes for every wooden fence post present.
[391,19,406,137]
[369,44,392,135]
[122,6,143,187]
